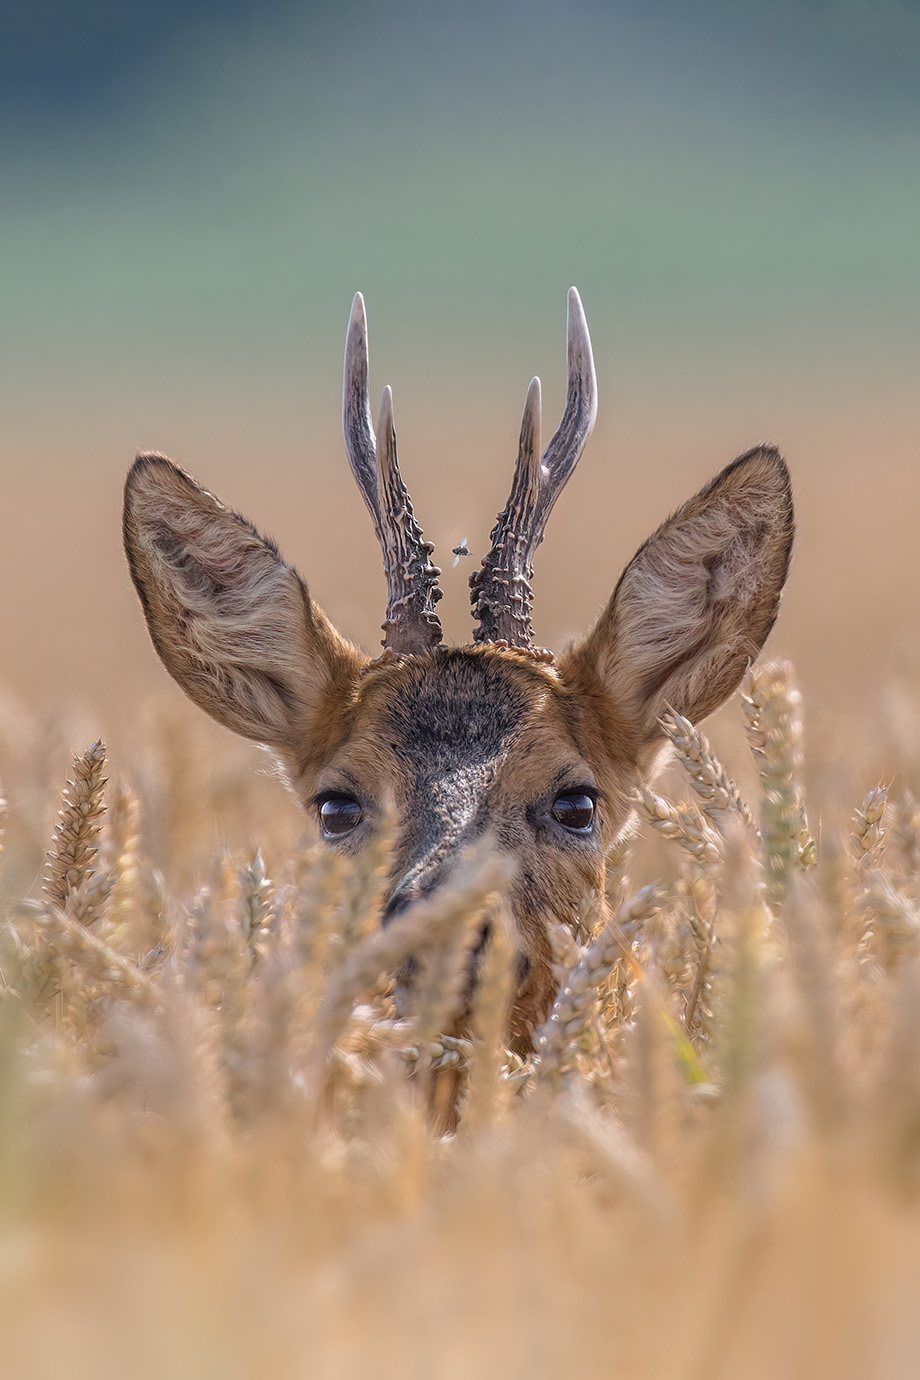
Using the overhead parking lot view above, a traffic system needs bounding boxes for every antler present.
[343,293,443,655]
[470,287,597,648]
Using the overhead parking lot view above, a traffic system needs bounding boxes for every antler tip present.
[518,376,543,477]
[346,293,368,357]
[344,293,370,413]
[377,384,395,434]
[565,286,590,342]
[564,286,597,429]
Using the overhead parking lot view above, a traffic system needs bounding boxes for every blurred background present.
[1,0,918,762]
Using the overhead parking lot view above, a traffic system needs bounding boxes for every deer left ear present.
[123,453,366,759]
[562,446,794,744]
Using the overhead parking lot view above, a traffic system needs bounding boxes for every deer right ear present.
[561,446,794,745]
[123,454,365,759]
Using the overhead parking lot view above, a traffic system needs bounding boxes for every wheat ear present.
[741,661,815,902]
[851,786,888,868]
[889,791,920,879]
[16,896,159,1013]
[534,884,668,1083]
[661,708,757,832]
[100,778,142,941]
[238,851,275,951]
[42,740,108,913]
[635,786,723,867]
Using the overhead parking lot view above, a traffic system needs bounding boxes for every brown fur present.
[123,455,364,758]
[123,443,793,1047]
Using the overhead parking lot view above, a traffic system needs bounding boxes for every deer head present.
[123,290,793,1049]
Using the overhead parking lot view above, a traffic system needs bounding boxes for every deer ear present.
[123,454,365,754]
[563,447,793,743]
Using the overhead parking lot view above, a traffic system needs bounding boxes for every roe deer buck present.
[123,289,793,1049]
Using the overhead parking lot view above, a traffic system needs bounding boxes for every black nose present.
[472,921,492,959]
[381,890,414,928]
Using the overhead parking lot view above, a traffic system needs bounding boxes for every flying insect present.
[452,538,469,568]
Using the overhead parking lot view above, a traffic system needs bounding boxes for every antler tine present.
[343,292,377,506]
[470,287,597,647]
[343,293,443,655]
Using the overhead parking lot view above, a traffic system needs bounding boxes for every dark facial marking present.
[373,654,539,906]
[381,654,531,779]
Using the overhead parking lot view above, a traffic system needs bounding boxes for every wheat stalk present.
[414,904,486,1054]
[461,901,518,1129]
[604,830,632,914]
[330,804,394,964]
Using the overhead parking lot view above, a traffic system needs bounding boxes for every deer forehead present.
[318,650,590,802]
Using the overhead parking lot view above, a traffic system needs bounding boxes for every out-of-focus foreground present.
[1,659,920,1379]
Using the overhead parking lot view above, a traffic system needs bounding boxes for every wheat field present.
[0,657,918,1378]
[4,0,920,1372]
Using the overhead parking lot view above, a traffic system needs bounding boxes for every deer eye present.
[319,796,364,838]
[551,792,595,832]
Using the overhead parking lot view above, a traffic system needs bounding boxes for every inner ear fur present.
[562,446,794,743]
[123,453,365,755]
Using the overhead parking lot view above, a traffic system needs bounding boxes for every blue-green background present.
[2,0,918,730]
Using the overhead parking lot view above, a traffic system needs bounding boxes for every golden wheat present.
[741,659,816,903]
[42,739,108,912]
[3,666,920,1376]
